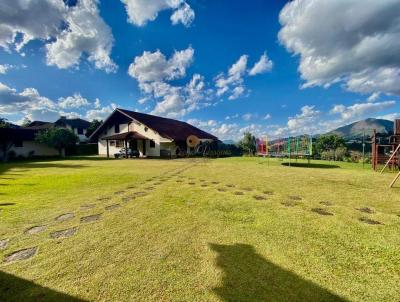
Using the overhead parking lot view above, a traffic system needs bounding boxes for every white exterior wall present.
[60,124,88,142]
[8,141,59,157]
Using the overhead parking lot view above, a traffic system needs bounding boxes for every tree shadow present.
[0,271,87,302]
[281,162,339,169]
[210,243,347,302]
[0,162,88,176]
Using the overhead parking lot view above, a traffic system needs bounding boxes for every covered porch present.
[101,131,151,158]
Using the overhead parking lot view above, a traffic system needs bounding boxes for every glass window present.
[150,140,155,148]
[77,128,83,135]
[115,124,120,133]
[116,140,124,148]
[110,140,116,146]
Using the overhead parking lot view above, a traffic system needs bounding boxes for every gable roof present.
[90,108,217,141]
[0,128,37,141]
[55,117,90,129]
[24,121,54,130]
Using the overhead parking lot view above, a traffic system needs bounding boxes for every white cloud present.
[376,113,400,121]
[86,103,117,121]
[278,0,400,95]
[263,114,271,120]
[170,3,195,27]
[58,93,90,109]
[128,47,194,83]
[248,52,273,76]
[287,105,320,134]
[0,0,66,52]
[242,113,258,121]
[0,64,11,74]
[330,100,396,122]
[228,86,245,100]
[121,0,194,27]
[215,55,248,99]
[46,0,117,73]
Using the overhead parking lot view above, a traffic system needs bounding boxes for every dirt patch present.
[320,201,334,206]
[105,204,121,211]
[234,191,244,195]
[0,239,9,250]
[97,197,110,201]
[217,188,227,192]
[188,182,195,185]
[242,187,253,191]
[201,184,208,187]
[80,204,95,210]
[211,181,219,184]
[359,217,383,225]
[4,247,37,263]
[253,195,266,200]
[311,208,334,216]
[50,227,77,239]
[114,190,125,195]
[80,214,101,223]
[263,191,274,195]
[226,184,235,188]
[288,195,302,201]
[25,225,47,235]
[356,207,375,214]
[55,213,74,222]
[281,200,299,207]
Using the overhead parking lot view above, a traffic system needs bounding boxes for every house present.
[89,108,218,158]
[0,128,58,160]
[24,117,91,142]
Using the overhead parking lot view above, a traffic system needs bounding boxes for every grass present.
[0,156,399,301]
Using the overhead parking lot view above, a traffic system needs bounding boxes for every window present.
[144,127,148,132]
[115,124,120,133]
[110,140,116,147]
[77,128,84,135]
[150,140,155,148]
[14,140,23,147]
[116,140,124,148]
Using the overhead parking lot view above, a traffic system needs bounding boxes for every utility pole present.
[362,129,365,169]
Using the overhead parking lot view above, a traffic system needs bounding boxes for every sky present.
[0,0,400,141]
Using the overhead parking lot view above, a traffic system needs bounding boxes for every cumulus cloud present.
[248,52,273,76]
[121,0,194,27]
[215,55,248,99]
[128,47,212,118]
[0,81,109,122]
[0,64,11,74]
[278,0,400,95]
[0,0,116,72]
[330,100,396,122]
[86,103,117,120]
[46,0,117,72]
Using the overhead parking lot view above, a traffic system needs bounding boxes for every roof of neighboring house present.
[55,117,91,129]
[24,121,54,130]
[101,131,149,140]
[118,108,217,141]
[0,128,37,141]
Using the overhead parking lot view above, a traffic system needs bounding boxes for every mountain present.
[328,118,393,138]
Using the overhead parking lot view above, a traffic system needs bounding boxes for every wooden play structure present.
[371,119,400,187]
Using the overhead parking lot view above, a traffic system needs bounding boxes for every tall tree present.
[86,119,102,138]
[239,132,257,156]
[315,134,346,155]
[35,128,78,157]
[0,117,11,128]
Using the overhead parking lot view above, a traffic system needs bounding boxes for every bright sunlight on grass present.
[1,157,400,301]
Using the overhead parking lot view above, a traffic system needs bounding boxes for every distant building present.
[90,108,217,158]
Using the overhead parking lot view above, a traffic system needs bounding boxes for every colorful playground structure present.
[256,135,313,159]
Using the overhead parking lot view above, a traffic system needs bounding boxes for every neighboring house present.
[0,128,58,160]
[54,117,91,142]
[24,117,91,142]
[90,108,217,158]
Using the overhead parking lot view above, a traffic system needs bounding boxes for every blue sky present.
[0,0,399,140]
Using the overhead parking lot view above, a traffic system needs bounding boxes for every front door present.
[129,140,138,151]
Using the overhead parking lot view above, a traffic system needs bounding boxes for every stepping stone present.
[25,225,47,235]
[176,180,183,183]
[356,207,375,214]
[281,200,299,207]
[242,187,253,191]
[144,187,155,190]
[122,196,133,202]
[226,184,235,188]
[234,191,244,195]
[188,182,195,185]
[55,213,74,222]
[288,195,302,201]
[97,197,111,201]
[201,184,208,187]
[80,214,101,223]
[359,217,383,225]
[217,188,227,192]
[211,181,219,184]
[0,239,9,250]
[126,185,136,189]
[80,204,95,210]
[4,247,37,263]
[311,208,333,216]
[320,201,334,206]
[105,204,121,211]
[50,227,77,239]
[114,190,125,195]
[263,191,274,195]
[253,195,266,201]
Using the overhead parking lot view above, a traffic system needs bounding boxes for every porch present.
[101,131,151,158]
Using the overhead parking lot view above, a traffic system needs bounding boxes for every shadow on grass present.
[210,243,347,302]
[281,162,340,169]
[0,271,87,302]
[0,161,88,176]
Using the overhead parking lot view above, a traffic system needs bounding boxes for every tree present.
[86,119,102,138]
[35,128,78,157]
[315,134,346,155]
[21,118,32,127]
[239,132,256,156]
[0,117,12,128]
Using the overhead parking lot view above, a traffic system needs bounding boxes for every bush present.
[350,151,362,163]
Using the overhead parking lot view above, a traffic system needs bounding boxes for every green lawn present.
[0,157,399,301]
